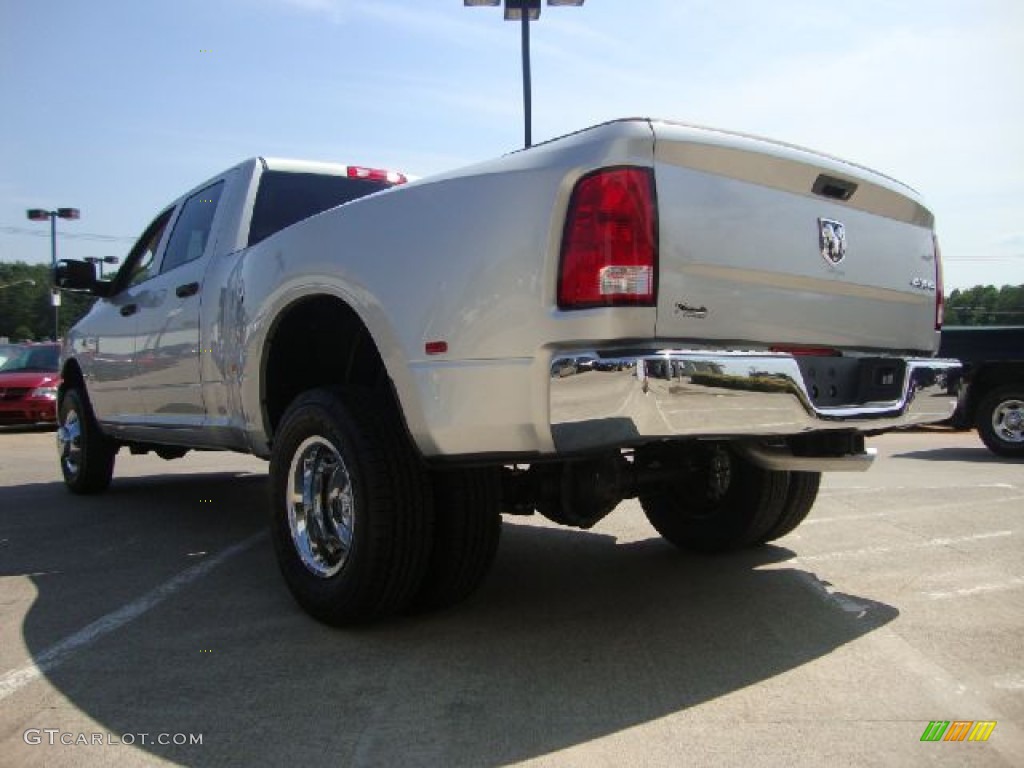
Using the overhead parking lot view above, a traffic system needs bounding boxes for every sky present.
[1,0,1021,290]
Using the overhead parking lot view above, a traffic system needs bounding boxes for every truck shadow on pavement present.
[8,475,899,767]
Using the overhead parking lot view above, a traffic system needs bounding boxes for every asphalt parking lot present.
[0,427,1021,767]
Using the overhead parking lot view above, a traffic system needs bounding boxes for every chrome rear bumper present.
[549,350,960,455]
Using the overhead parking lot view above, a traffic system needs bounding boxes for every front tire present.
[269,388,433,625]
[57,387,116,494]
[976,386,1024,458]
[638,444,789,552]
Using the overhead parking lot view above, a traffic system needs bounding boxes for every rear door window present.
[248,171,391,247]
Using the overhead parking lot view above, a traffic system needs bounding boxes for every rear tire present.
[758,471,821,543]
[638,444,789,552]
[269,387,433,625]
[976,386,1024,458]
[410,467,502,612]
[57,387,116,494]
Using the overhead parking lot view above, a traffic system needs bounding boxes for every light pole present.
[26,207,80,340]
[464,0,585,149]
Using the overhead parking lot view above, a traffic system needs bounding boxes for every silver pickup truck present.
[55,118,960,625]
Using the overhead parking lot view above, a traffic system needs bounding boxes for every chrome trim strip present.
[550,351,960,454]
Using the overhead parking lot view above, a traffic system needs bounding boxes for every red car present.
[0,343,61,426]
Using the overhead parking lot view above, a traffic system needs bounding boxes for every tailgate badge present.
[818,218,847,265]
[910,277,936,292]
[674,302,708,319]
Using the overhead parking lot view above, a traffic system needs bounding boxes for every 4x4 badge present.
[818,218,847,265]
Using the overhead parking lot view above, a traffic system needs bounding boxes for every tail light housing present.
[933,234,944,331]
[557,167,657,309]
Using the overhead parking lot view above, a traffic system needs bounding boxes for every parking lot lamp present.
[26,207,80,340]
[463,0,585,149]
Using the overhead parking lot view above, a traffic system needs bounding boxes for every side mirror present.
[54,259,98,293]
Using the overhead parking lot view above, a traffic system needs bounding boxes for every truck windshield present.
[248,171,393,247]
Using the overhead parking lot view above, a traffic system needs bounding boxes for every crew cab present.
[54,119,960,625]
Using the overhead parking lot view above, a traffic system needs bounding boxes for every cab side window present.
[161,181,225,274]
[129,220,168,286]
[115,208,174,290]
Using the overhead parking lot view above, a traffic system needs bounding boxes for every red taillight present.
[347,166,407,185]
[933,234,944,331]
[557,167,657,309]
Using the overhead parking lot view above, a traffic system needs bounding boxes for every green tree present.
[994,284,1024,324]
[944,284,1024,326]
[0,261,97,341]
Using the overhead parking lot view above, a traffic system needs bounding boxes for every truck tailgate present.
[651,120,940,354]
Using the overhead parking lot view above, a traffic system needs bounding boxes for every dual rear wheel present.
[269,388,501,626]
[638,443,820,553]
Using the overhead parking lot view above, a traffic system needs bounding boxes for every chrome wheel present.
[57,406,83,478]
[270,387,433,624]
[991,398,1024,444]
[56,387,116,494]
[287,435,356,578]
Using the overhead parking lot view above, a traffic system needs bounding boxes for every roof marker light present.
[347,167,408,185]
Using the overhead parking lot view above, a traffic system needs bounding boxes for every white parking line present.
[792,530,1013,564]
[804,511,893,525]
[993,674,1024,691]
[0,532,264,702]
[923,576,1024,600]
[819,483,1016,495]
[806,494,1024,524]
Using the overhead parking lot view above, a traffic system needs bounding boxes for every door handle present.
[176,282,200,298]
[120,304,138,317]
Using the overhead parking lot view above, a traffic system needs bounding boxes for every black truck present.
[939,326,1024,457]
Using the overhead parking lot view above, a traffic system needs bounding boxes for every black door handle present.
[120,304,138,317]
[176,282,200,298]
